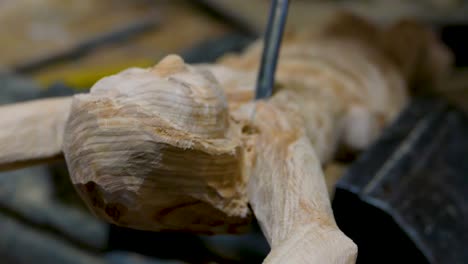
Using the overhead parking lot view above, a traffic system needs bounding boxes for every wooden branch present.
[0,97,71,171]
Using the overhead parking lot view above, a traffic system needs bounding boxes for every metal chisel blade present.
[254,0,289,101]
[250,0,289,121]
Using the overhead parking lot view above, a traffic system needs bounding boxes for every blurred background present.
[0,1,467,263]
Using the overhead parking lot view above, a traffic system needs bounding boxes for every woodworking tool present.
[254,0,289,101]
[249,0,289,122]
[333,98,468,264]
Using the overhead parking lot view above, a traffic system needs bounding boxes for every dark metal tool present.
[254,0,289,101]
[333,98,468,264]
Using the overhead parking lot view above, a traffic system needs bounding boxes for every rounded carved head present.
[63,55,251,234]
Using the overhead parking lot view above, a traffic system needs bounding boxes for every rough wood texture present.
[215,12,452,159]
[63,55,251,234]
[232,99,357,263]
[0,97,71,171]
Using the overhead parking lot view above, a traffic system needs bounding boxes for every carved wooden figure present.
[0,13,452,263]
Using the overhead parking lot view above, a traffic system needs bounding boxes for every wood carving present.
[233,99,358,263]
[0,12,453,263]
[63,56,251,233]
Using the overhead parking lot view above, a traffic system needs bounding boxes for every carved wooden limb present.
[234,99,357,264]
[0,97,71,171]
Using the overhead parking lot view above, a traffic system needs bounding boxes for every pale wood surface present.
[62,56,251,234]
[0,97,71,171]
[232,99,357,263]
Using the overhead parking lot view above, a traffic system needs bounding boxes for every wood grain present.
[232,99,357,263]
[62,56,251,234]
[0,97,71,171]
